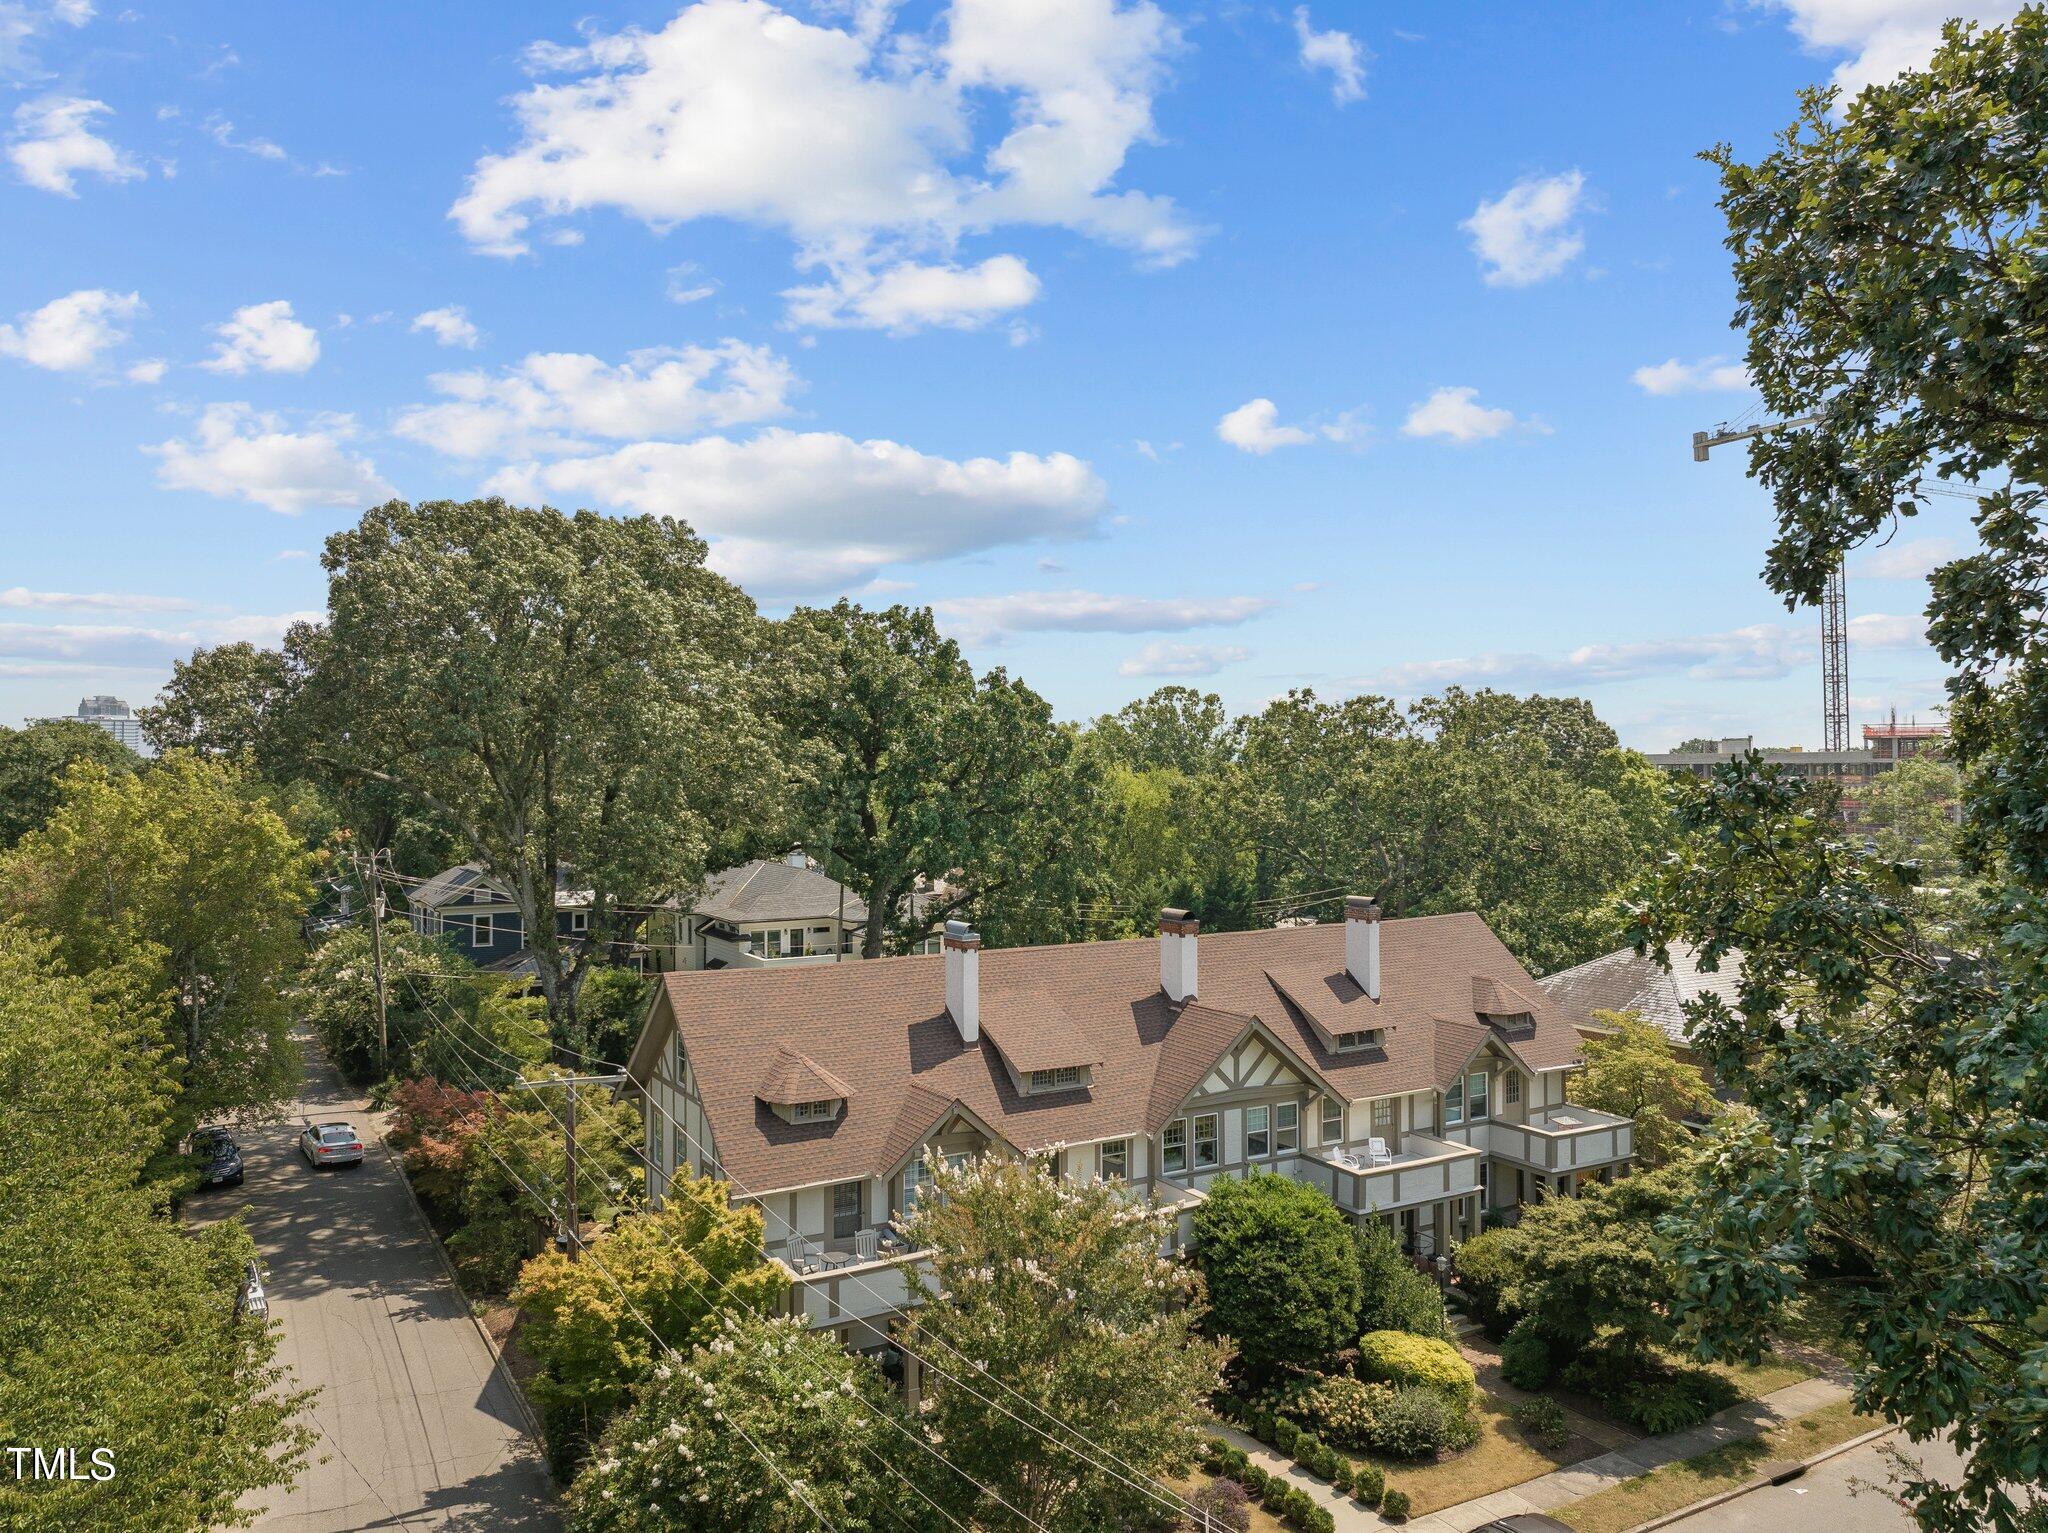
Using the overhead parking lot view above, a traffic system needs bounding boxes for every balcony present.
[775,1242,934,1341]
[1294,1134,1483,1216]
[1445,1104,1634,1173]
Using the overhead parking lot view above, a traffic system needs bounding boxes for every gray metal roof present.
[1536,940,1746,1048]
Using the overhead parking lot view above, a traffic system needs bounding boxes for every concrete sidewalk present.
[1215,1376,1851,1532]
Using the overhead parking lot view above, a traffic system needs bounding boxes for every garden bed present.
[1555,1401,1882,1533]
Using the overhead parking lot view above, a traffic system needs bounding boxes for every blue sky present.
[1,0,1993,748]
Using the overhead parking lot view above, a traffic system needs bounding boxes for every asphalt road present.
[1664,1430,1969,1530]
[190,1037,558,1532]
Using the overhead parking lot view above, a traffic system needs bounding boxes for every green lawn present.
[1555,1401,1883,1533]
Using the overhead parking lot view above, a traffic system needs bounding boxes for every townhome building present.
[624,897,1634,1380]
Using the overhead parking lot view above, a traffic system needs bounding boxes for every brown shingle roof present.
[633,912,1587,1194]
[756,1049,852,1106]
[980,988,1104,1075]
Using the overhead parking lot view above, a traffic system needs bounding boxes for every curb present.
[1620,1423,1899,1532]
[376,1126,553,1459]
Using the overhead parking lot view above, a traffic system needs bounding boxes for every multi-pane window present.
[1275,1102,1299,1153]
[832,1180,864,1241]
[1028,1066,1083,1092]
[1193,1113,1220,1168]
[1321,1097,1344,1144]
[1444,1077,1464,1126]
[1334,1029,1381,1052]
[791,1099,837,1122]
[1246,1105,1270,1159]
[1467,1071,1490,1122]
[649,1114,664,1177]
[1372,1099,1397,1134]
[1100,1139,1130,1181]
[1504,1073,1521,1106]
[1161,1121,1188,1175]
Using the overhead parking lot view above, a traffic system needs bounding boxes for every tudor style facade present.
[624,898,1633,1363]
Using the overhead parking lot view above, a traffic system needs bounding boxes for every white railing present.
[1302,1135,1481,1215]
[1445,1105,1634,1171]
[776,1248,932,1332]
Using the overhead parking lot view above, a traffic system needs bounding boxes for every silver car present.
[299,1121,365,1168]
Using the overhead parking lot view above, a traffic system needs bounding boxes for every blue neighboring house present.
[406,862,604,976]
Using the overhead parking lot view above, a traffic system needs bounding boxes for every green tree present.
[0,717,137,848]
[1088,685,1233,776]
[1859,753,1963,880]
[138,640,297,766]
[1088,760,1260,935]
[292,920,481,1083]
[513,1178,788,1470]
[1192,1168,1360,1375]
[1353,1216,1450,1340]
[0,924,314,1531]
[900,1155,1227,1533]
[566,1313,934,1533]
[304,499,781,1034]
[1646,16,2048,1524]
[772,601,1100,954]
[1,755,312,1135]
[1508,1164,1690,1361]
[1573,1013,1719,1168]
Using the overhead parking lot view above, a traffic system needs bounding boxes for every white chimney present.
[1344,895,1381,1001]
[783,847,808,868]
[944,920,981,1043]
[1159,908,1199,1002]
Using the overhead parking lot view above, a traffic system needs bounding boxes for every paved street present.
[190,1037,558,1531]
[1664,1431,1969,1530]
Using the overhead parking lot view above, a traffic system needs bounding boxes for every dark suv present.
[190,1126,245,1189]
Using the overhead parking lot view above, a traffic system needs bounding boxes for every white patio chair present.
[1367,1137,1394,1167]
[854,1228,879,1263]
[787,1236,820,1275]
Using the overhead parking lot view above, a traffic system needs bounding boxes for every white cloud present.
[783,254,1040,333]
[1631,356,1751,396]
[203,113,286,161]
[1849,612,1926,648]
[1293,7,1367,104]
[1,1,93,82]
[1400,385,1535,444]
[0,609,322,674]
[147,403,392,514]
[1855,537,1957,580]
[1117,640,1250,677]
[8,95,141,195]
[485,427,1107,593]
[933,588,1273,641]
[125,357,166,384]
[1218,398,1314,455]
[201,300,320,375]
[411,305,483,348]
[0,287,140,371]
[1767,2,2022,97]
[0,586,192,612]
[450,0,1196,293]
[1462,169,1587,287]
[667,263,719,304]
[393,342,798,459]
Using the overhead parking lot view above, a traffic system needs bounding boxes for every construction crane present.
[1691,413,1850,751]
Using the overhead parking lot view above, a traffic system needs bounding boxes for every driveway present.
[1663,1430,1968,1530]
[190,1036,557,1531]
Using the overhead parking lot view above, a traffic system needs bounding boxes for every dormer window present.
[756,1049,852,1126]
[1027,1065,1087,1093]
[789,1099,840,1122]
[1333,1028,1384,1052]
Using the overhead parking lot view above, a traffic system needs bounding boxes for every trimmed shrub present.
[1351,1462,1384,1509]
[1450,1228,1526,1338]
[1510,1395,1571,1450]
[1187,1478,1253,1533]
[1261,1477,1291,1514]
[1300,1506,1336,1533]
[1265,1374,1393,1451]
[1499,1316,1558,1390]
[1242,1464,1270,1496]
[1195,1171,1363,1374]
[1356,1331,1476,1402]
[1381,1488,1412,1523]
[1368,1386,1479,1461]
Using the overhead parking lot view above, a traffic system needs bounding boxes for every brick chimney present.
[1344,895,1381,1001]
[944,919,981,1043]
[1159,907,1199,1002]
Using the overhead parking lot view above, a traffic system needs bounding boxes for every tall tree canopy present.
[1,755,312,1134]
[0,924,314,1531]
[771,601,1098,954]
[305,500,782,1032]
[138,640,297,767]
[1648,15,2048,1527]
[0,717,137,848]
[1573,1013,1721,1168]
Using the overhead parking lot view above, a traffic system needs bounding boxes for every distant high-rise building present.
[42,695,151,756]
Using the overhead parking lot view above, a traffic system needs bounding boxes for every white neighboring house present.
[654,851,939,972]
[624,898,1635,1379]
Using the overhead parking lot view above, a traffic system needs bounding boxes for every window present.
[1467,1071,1489,1122]
[902,1159,934,1207]
[1028,1065,1083,1092]
[649,1114,664,1177]
[1505,1073,1521,1106]
[788,927,808,955]
[1372,1099,1397,1135]
[1275,1102,1299,1153]
[1444,1077,1464,1126]
[791,1099,837,1122]
[1161,1121,1187,1175]
[1193,1113,1220,1168]
[832,1180,864,1241]
[1321,1097,1344,1144]
[470,913,493,948]
[1334,1029,1381,1052]
[672,1032,686,1084]
[1246,1105,1269,1159]
[1100,1139,1130,1181]
[568,910,589,934]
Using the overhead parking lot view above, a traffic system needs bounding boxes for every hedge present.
[1356,1330,1477,1401]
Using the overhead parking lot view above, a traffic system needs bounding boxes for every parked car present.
[189,1126,244,1189]
[299,1121,365,1168]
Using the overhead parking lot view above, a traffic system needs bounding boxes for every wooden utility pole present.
[359,847,390,1077]
[508,1070,626,1261]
